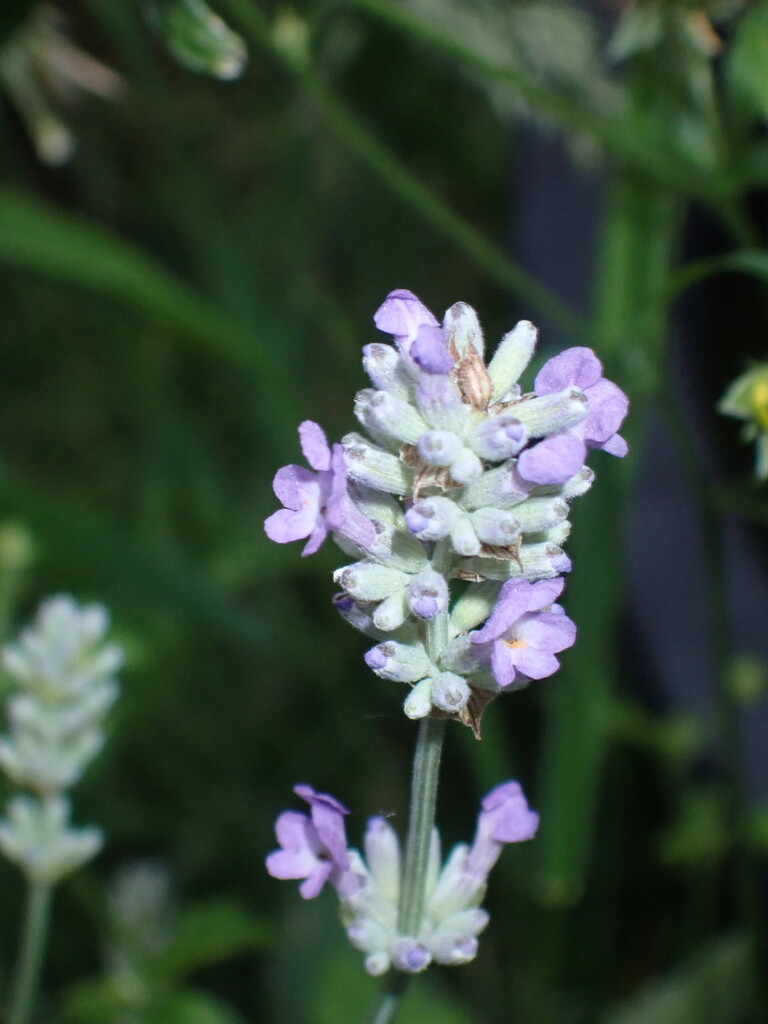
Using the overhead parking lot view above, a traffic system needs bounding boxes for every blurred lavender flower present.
[0,594,122,883]
[266,779,538,975]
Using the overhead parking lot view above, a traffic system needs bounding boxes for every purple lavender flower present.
[516,347,628,485]
[265,784,360,900]
[470,578,576,688]
[373,289,439,355]
[466,780,540,877]
[264,421,375,556]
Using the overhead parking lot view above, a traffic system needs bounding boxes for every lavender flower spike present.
[264,421,375,556]
[471,578,576,688]
[265,784,359,899]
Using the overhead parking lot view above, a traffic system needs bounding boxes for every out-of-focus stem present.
[8,881,52,1024]
[363,972,410,1024]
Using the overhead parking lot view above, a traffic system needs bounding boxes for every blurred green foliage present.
[0,0,767,1022]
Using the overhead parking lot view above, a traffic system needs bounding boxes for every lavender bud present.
[487,320,538,399]
[464,542,570,580]
[470,412,527,461]
[415,375,470,433]
[391,937,431,973]
[449,448,484,484]
[535,521,571,545]
[366,391,429,445]
[332,593,380,636]
[342,433,412,495]
[509,387,588,438]
[559,465,595,499]
[417,429,464,467]
[404,678,433,719]
[431,672,471,713]
[405,497,461,541]
[334,562,409,601]
[449,516,481,557]
[362,343,410,398]
[469,508,522,547]
[460,463,533,512]
[407,566,449,620]
[448,581,501,636]
[372,590,410,631]
[366,522,428,574]
[443,301,484,359]
[363,816,401,902]
[513,497,569,533]
[364,641,433,682]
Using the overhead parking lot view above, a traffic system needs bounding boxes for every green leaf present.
[599,935,753,1024]
[147,991,248,1024]
[726,1,768,122]
[0,188,260,374]
[151,900,272,982]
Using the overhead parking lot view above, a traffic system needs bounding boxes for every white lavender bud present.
[470,412,527,461]
[363,391,429,446]
[448,582,501,636]
[334,562,410,601]
[448,448,484,485]
[404,678,433,719]
[342,433,413,495]
[0,795,102,884]
[449,517,481,557]
[372,590,410,632]
[509,387,588,438]
[362,343,410,398]
[407,566,449,620]
[431,672,471,713]
[365,641,434,682]
[487,320,538,399]
[405,497,461,542]
[417,429,464,467]
[443,301,484,359]
[460,463,532,512]
[469,508,522,547]
[513,497,569,534]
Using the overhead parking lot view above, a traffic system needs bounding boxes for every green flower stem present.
[397,715,446,937]
[8,880,53,1024]
[363,973,410,1024]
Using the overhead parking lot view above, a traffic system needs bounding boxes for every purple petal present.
[517,434,586,485]
[509,646,561,680]
[373,289,438,348]
[490,640,521,687]
[519,609,577,651]
[299,421,332,472]
[294,784,349,817]
[274,810,316,853]
[480,781,540,843]
[595,433,629,457]
[264,506,317,545]
[471,580,532,644]
[534,347,602,394]
[326,446,377,550]
[527,577,565,611]
[294,784,350,868]
[301,519,328,556]
[584,379,629,445]
[411,324,454,374]
[266,846,317,881]
[271,464,319,510]
[298,861,334,900]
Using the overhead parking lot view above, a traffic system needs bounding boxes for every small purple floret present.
[264,421,376,557]
[411,324,454,374]
[534,347,629,456]
[374,289,439,357]
[265,784,359,900]
[517,433,586,486]
[466,780,539,877]
[471,578,576,688]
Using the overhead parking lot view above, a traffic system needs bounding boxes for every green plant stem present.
[363,973,410,1024]
[397,716,446,937]
[8,881,53,1024]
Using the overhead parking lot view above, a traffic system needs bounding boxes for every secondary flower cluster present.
[266,780,539,976]
[265,289,628,728]
[0,595,122,884]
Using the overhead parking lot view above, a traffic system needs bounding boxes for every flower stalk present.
[8,881,52,1024]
